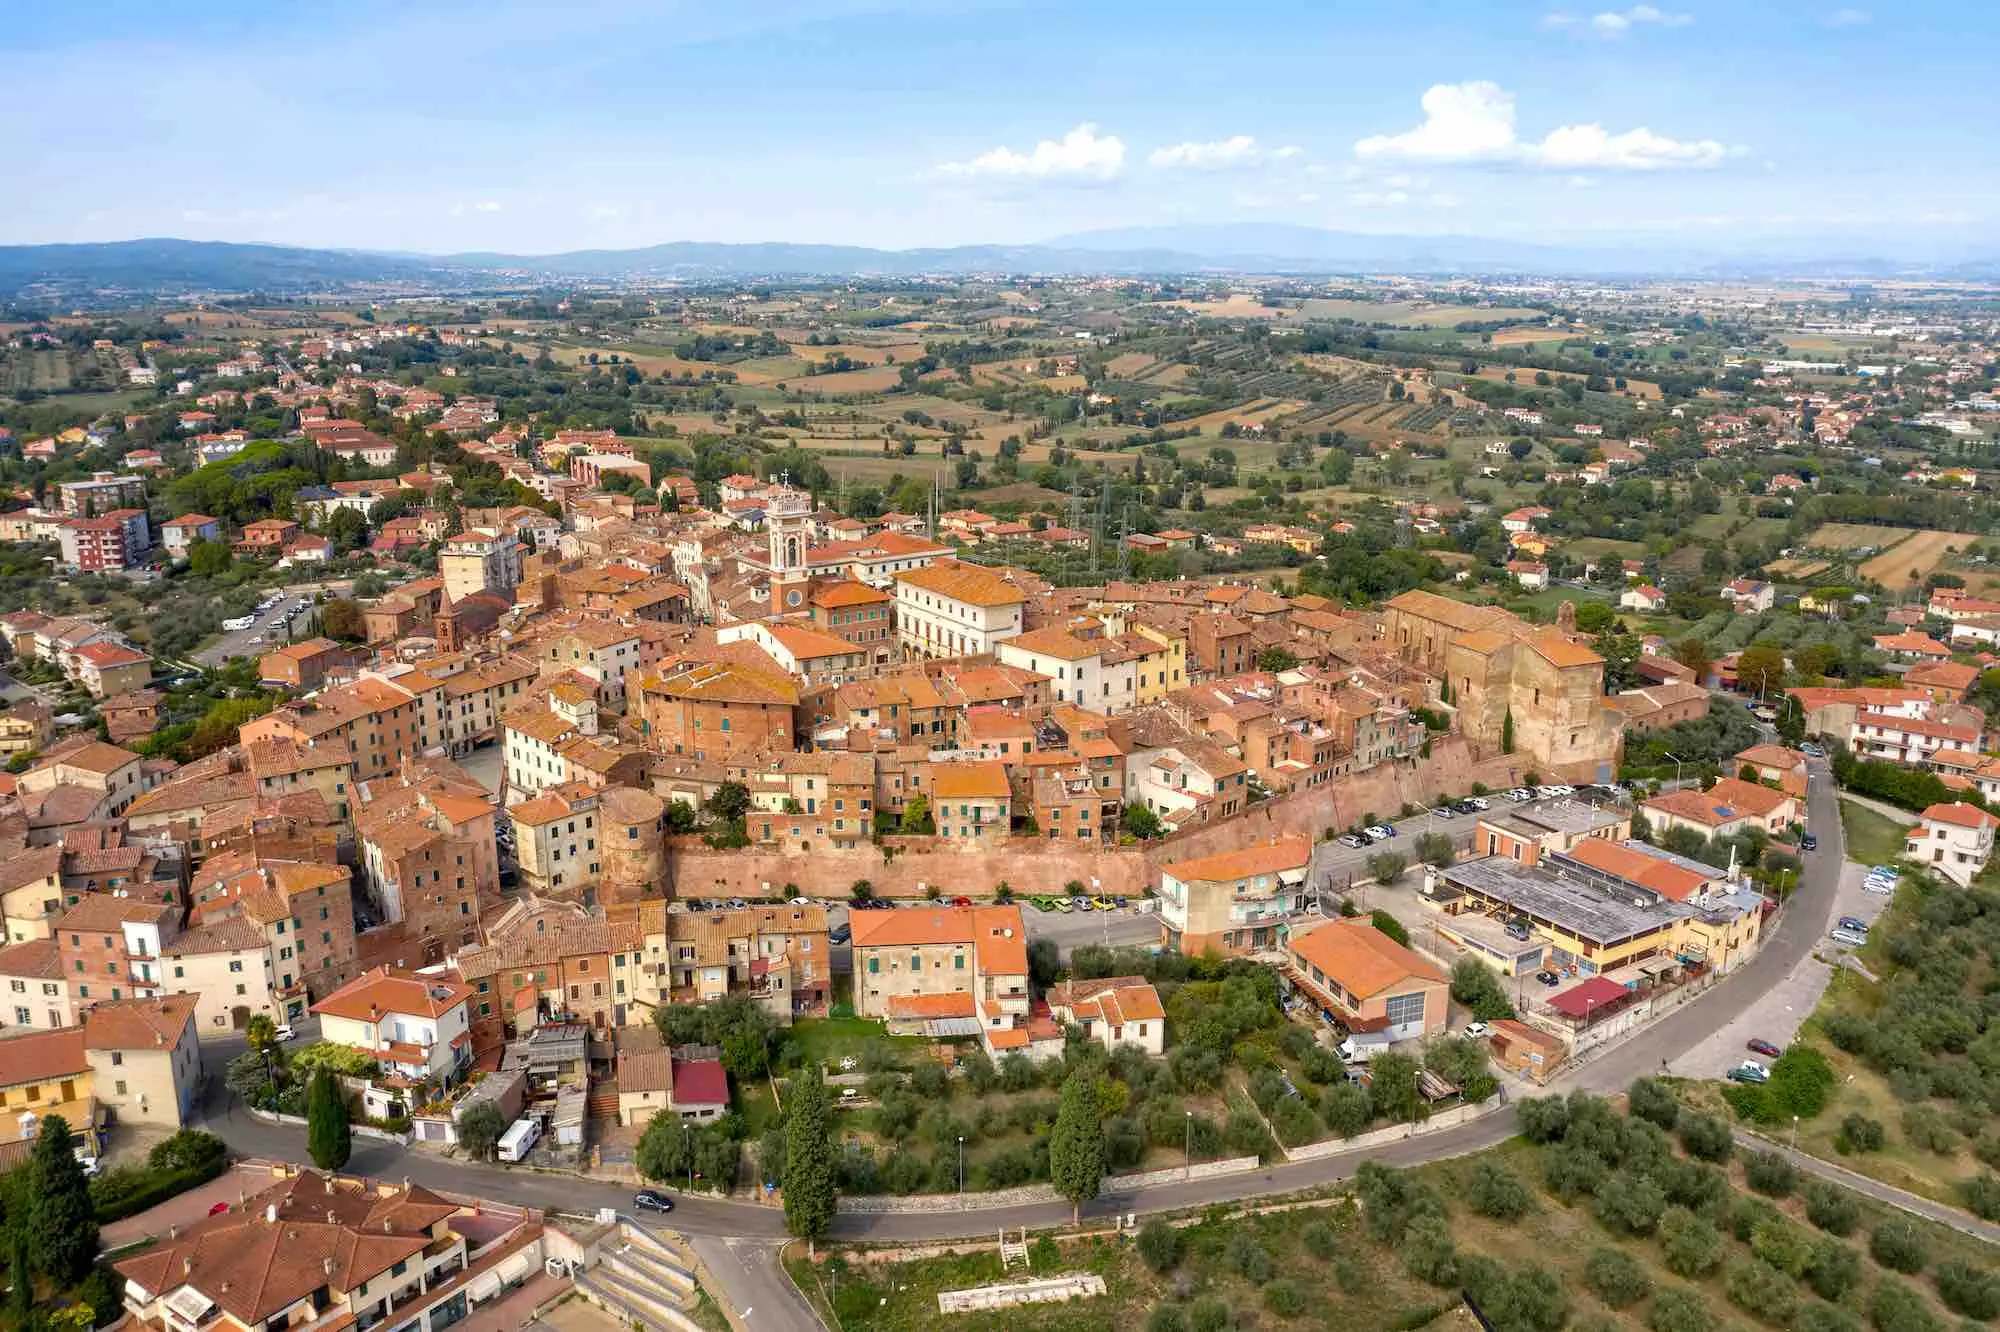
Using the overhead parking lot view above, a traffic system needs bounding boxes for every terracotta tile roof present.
[1162,834,1311,885]
[1047,975,1165,1025]
[672,1056,729,1106]
[1644,777,1792,827]
[1001,627,1100,662]
[886,991,978,1019]
[849,905,1028,976]
[1919,802,1999,830]
[0,937,61,978]
[895,560,1025,608]
[311,965,474,1023]
[1735,744,1806,770]
[1288,918,1447,999]
[82,993,196,1050]
[766,623,861,661]
[0,1026,87,1088]
[55,892,178,931]
[641,657,800,707]
[1560,838,1711,902]
[929,761,1012,801]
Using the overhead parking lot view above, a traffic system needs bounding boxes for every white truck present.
[496,1116,540,1163]
[1338,1031,1394,1064]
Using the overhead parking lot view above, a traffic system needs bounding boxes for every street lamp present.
[1664,752,1686,789]
[1185,1110,1193,1179]
[957,1136,965,1193]
[1791,1115,1800,1151]
[683,1122,692,1193]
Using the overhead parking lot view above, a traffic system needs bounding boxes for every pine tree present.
[1501,708,1516,755]
[782,1066,838,1253]
[1048,1076,1104,1226]
[9,1228,33,1323]
[29,1115,97,1285]
[306,1067,352,1171]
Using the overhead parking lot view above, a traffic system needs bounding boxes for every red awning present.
[1547,976,1629,1019]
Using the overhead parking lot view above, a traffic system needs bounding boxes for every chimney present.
[183,1258,193,1277]
[323,1258,335,1277]
[265,1203,278,1223]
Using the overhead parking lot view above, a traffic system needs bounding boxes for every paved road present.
[1739,1130,2000,1246]
[197,758,1977,1326]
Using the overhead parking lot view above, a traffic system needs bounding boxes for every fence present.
[835,1155,1261,1214]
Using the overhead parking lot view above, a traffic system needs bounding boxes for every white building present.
[996,626,1138,712]
[1905,802,1998,887]
[311,965,474,1085]
[893,559,1024,660]
[1046,977,1166,1057]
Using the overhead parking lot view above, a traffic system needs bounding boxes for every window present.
[867,957,879,974]
[115,1080,127,1096]
[1383,992,1427,1030]
[110,1051,122,1066]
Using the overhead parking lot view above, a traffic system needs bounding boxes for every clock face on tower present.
[787,588,803,607]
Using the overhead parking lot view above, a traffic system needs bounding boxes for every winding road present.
[190,758,1986,1329]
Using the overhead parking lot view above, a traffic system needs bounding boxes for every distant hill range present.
[2,229,1994,302]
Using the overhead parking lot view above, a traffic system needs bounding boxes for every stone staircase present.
[577,1219,707,1332]
[585,1082,621,1121]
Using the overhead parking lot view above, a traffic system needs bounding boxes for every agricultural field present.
[1856,529,1979,586]
[1764,558,1832,580]
[1298,298,1548,327]
[1805,523,1914,552]
[779,364,905,394]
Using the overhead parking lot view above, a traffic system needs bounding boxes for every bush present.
[1593,1171,1666,1236]
[1647,1289,1714,1332]
[1742,1149,1799,1197]
[1675,1110,1733,1162]
[1320,1083,1372,1138]
[1659,1206,1726,1278]
[1262,1280,1306,1319]
[1627,1078,1680,1130]
[1902,1103,1959,1155]
[1835,1113,1885,1154]
[1137,1218,1182,1272]
[1516,1095,1570,1143]
[1146,1307,1188,1332]
[1959,1171,2000,1221]
[1792,1303,1863,1332]
[1870,1277,1947,1332]
[1224,1231,1272,1283]
[1935,1260,2000,1320]
[89,1135,232,1224]
[1870,1219,1928,1274]
[1188,1295,1232,1332]
[1543,1140,1609,1200]
[1483,1264,1568,1332]
[1466,1159,1534,1220]
[1299,1219,1339,1260]
[1750,1217,1813,1277]
[1804,1180,1861,1235]
[1723,1256,1800,1327]
[1451,957,1517,1021]
[1401,1213,1459,1287]
[1582,1246,1651,1309]
[1804,1237,1863,1302]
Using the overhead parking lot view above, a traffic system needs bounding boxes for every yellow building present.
[849,905,1030,1039]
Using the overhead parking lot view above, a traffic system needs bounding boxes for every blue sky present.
[5,0,1991,255]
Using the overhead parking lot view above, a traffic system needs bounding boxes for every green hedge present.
[90,1130,230,1222]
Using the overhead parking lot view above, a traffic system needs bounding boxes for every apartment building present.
[1643,777,1799,841]
[504,783,602,897]
[187,854,359,1003]
[453,900,641,1031]
[849,905,1030,1044]
[1848,709,1983,768]
[440,529,524,603]
[630,657,799,760]
[0,937,72,1031]
[58,509,151,571]
[163,914,292,1030]
[1157,835,1314,957]
[927,761,1012,841]
[83,993,201,1127]
[633,901,830,1021]
[54,893,182,1004]
[356,765,500,944]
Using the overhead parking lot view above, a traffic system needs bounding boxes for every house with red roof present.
[1906,803,1999,887]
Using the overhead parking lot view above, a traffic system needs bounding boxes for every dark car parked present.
[634,1191,674,1214]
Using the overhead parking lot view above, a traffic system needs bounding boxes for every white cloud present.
[1824,7,1869,24]
[474,200,503,213]
[1355,82,1733,170]
[937,124,1125,181]
[1545,4,1692,34]
[1354,82,1522,164]
[1148,136,1304,170]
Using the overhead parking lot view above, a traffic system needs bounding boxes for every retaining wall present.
[835,1154,1261,1214]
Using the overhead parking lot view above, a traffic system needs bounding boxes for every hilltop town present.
[2,275,1999,1331]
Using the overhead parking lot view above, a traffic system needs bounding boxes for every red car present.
[951,895,973,907]
[208,1202,230,1216]
[1747,1038,1783,1059]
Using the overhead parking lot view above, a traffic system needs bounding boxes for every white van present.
[496,1117,540,1163]
[1338,1032,1393,1064]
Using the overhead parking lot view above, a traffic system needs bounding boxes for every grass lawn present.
[1838,798,1910,868]
[785,1016,925,1070]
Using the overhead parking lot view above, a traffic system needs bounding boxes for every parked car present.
[273,1022,295,1042]
[829,924,851,945]
[1467,797,1491,811]
[1505,917,1532,941]
[1535,970,1561,986]
[1829,927,1869,946]
[1747,1038,1783,1058]
[1433,807,1457,819]
[1505,788,1533,802]
[1800,833,1818,851]
[950,895,973,907]
[208,1201,231,1216]
[1837,916,1869,934]
[1365,824,1395,840]
[1091,896,1116,911]
[1461,1022,1490,1040]
[1729,1061,1771,1084]
[1338,834,1368,849]
[633,1191,674,1214]
[1801,742,1824,758]
[1053,898,1073,912]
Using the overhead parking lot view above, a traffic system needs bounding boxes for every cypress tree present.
[30,1115,97,1285]
[306,1067,352,1171]
[1049,1076,1104,1226]
[782,1066,838,1254]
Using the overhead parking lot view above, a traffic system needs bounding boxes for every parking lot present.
[1675,859,1894,1079]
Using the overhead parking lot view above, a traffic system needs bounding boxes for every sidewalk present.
[1739,1129,2000,1246]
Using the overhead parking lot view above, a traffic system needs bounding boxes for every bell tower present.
[766,478,812,617]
